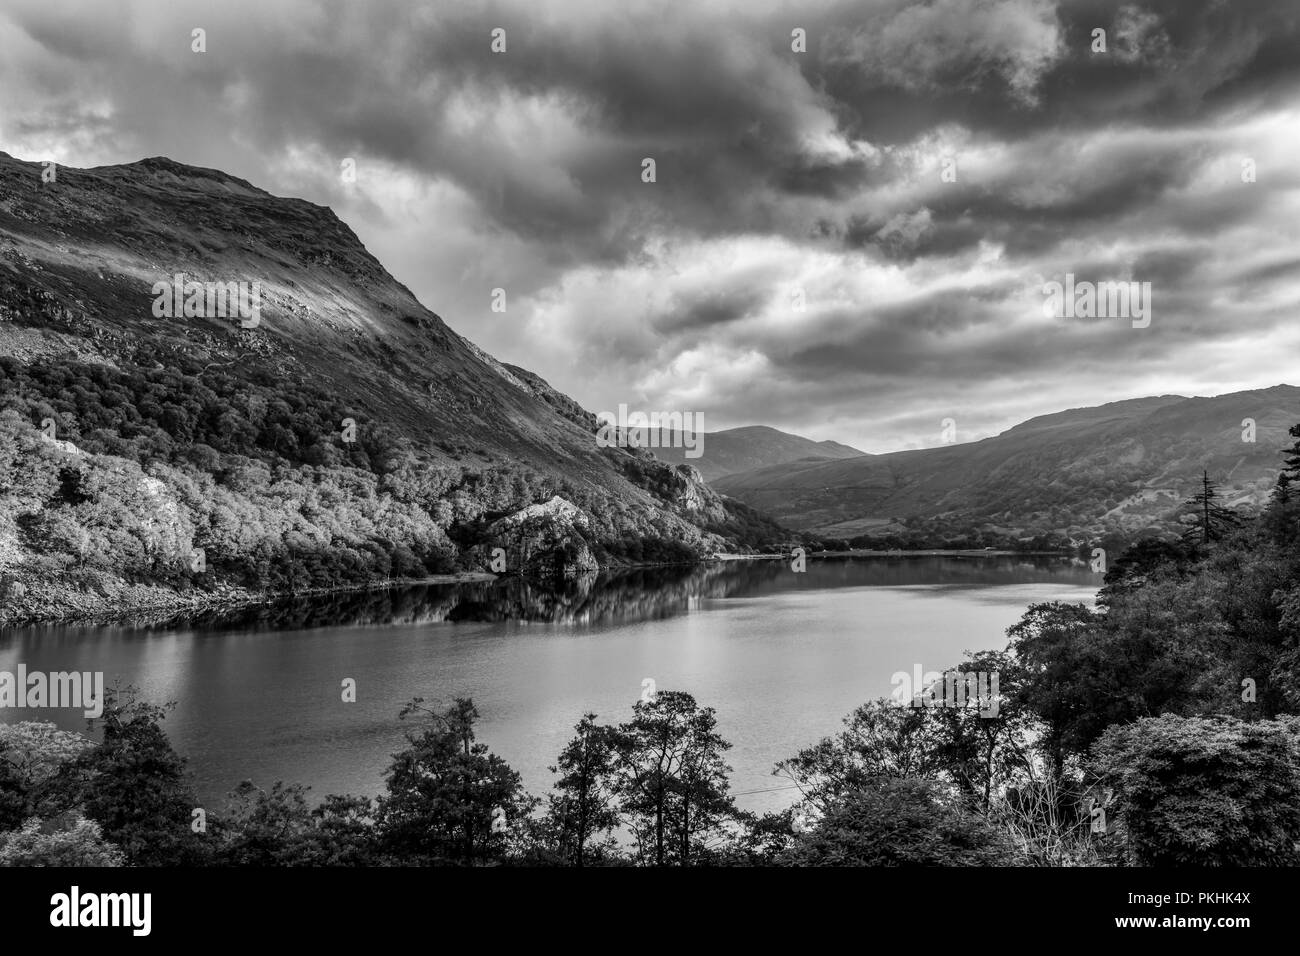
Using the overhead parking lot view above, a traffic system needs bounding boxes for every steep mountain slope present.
[0,151,782,621]
[714,387,1300,539]
[647,424,865,480]
[0,152,622,472]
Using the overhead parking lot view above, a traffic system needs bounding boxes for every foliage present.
[611,691,736,866]
[60,686,210,866]
[776,700,945,807]
[1092,715,1300,866]
[1007,599,1214,763]
[1,356,777,619]
[375,698,534,865]
[1178,471,1242,549]
[0,811,126,866]
[213,781,378,866]
[778,779,1022,866]
[0,721,94,830]
[1273,423,1300,503]
[1098,536,1190,604]
[543,714,621,866]
[992,771,1100,867]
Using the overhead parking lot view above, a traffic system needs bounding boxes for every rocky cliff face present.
[669,464,716,514]
[470,496,601,581]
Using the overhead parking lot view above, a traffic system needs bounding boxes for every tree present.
[612,691,736,866]
[212,783,377,866]
[310,794,380,866]
[1275,423,1300,504]
[0,811,126,866]
[62,687,209,866]
[1264,423,1300,546]
[712,809,798,865]
[215,781,319,866]
[1008,600,1213,765]
[926,651,1034,810]
[1098,537,1189,604]
[1006,602,1106,767]
[376,697,533,865]
[1178,470,1240,548]
[777,656,1031,816]
[775,699,942,808]
[778,778,1021,866]
[213,784,380,866]
[544,714,620,866]
[1092,715,1300,865]
[0,721,94,830]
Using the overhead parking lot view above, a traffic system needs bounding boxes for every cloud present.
[2,0,1299,452]
[825,0,1065,105]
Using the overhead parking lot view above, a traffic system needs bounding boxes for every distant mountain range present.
[649,425,864,481]
[713,387,1300,541]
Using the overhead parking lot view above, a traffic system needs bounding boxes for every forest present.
[0,356,786,622]
[3,424,1299,865]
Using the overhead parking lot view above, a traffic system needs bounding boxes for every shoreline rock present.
[468,495,601,581]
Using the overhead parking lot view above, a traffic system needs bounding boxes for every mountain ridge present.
[714,384,1300,542]
[647,424,865,480]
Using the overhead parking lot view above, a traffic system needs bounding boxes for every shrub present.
[1091,715,1300,865]
[0,812,126,866]
[778,778,1022,866]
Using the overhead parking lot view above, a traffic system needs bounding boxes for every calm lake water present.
[1,557,1098,815]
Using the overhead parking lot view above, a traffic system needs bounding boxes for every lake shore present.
[2,550,1078,628]
[0,559,715,629]
[714,549,1073,559]
[0,570,499,629]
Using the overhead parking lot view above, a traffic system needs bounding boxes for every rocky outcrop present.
[671,463,713,513]
[472,496,601,581]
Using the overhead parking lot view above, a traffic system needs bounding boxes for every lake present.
[0,556,1099,815]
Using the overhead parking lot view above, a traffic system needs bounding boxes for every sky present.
[2,0,1298,453]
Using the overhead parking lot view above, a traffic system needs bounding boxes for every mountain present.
[0,152,783,622]
[713,387,1300,541]
[647,425,865,481]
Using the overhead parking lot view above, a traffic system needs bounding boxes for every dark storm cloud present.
[658,286,770,335]
[2,0,1298,452]
[6,0,1299,258]
[812,0,1300,140]
[1235,257,1300,287]
[1035,0,1300,122]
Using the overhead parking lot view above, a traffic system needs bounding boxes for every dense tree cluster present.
[0,357,783,617]
[825,527,1078,552]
